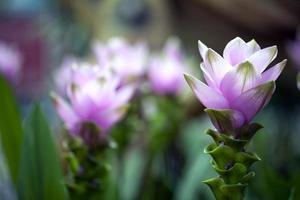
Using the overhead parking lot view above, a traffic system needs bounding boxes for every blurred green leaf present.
[0,75,23,184]
[119,148,146,200]
[175,117,215,200]
[18,105,68,200]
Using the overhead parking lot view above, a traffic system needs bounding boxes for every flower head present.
[148,38,186,95]
[0,42,22,83]
[93,37,148,85]
[185,37,286,133]
[52,61,135,142]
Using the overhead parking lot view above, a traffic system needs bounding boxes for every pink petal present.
[231,81,276,122]
[51,92,79,131]
[68,85,99,119]
[260,59,286,84]
[112,84,135,109]
[223,37,249,66]
[247,46,278,73]
[184,74,229,109]
[220,61,260,101]
[202,49,232,87]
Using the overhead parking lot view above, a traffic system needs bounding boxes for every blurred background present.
[0,0,300,199]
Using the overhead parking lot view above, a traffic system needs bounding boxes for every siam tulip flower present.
[184,37,286,200]
[51,63,135,144]
[148,37,186,95]
[93,37,148,85]
[0,42,22,83]
[185,37,286,133]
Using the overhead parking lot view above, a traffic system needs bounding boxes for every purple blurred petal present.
[51,92,79,132]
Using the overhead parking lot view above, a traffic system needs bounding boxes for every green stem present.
[203,128,261,200]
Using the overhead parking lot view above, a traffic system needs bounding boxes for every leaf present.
[0,75,23,184]
[18,105,68,200]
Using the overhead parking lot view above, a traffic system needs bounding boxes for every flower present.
[184,37,286,133]
[148,37,186,95]
[0,42,22,83]
[51,62,135,141]
[93,37,148,84]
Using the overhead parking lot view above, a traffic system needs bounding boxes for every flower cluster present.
[185,37,286,133]
[52,37,189,143]
[0,42,22,83]
[52,62,135,140]
[93,38,148,85]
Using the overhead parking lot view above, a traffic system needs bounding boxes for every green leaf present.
[18,105,68,200]
[0,75,23,184]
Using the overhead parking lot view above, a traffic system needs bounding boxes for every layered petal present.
[220,61,260,101]
[247,46,278,73]
[260,59,286,84]
[223,37,250,66]
[246,39,261,54]
[205,109,246,133]
[231,81,276,122]
[198,40,208,59]
[68,84,99,119]
[202,49,232,87]
[184,74,229,109]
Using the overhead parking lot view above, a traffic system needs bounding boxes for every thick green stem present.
[203,127,262,200]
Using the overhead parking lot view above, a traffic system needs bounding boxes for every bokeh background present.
[0,0,300,199]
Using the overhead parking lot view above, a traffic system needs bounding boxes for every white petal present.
[247,46,278,73]
[202,48,232,87]
[223,37,249,65]
[198,40,208,60]
[247,39,261,54]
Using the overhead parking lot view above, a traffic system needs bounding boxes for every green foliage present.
[203,128,261,200]
[18,105,68,200]
[0,75,23,185]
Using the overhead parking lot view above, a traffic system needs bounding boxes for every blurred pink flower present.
[52,63,135,140]
[0,42,22,83]
[185,37,286,132]
[286,34,300,67]
[93,37,148,85]
[148,38,185,95]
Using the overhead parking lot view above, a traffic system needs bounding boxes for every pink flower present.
[0,42,22,83]
[93,37,148,84]
[148,38,185,95]
[51,63,135,140]
[185,37,286,133]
